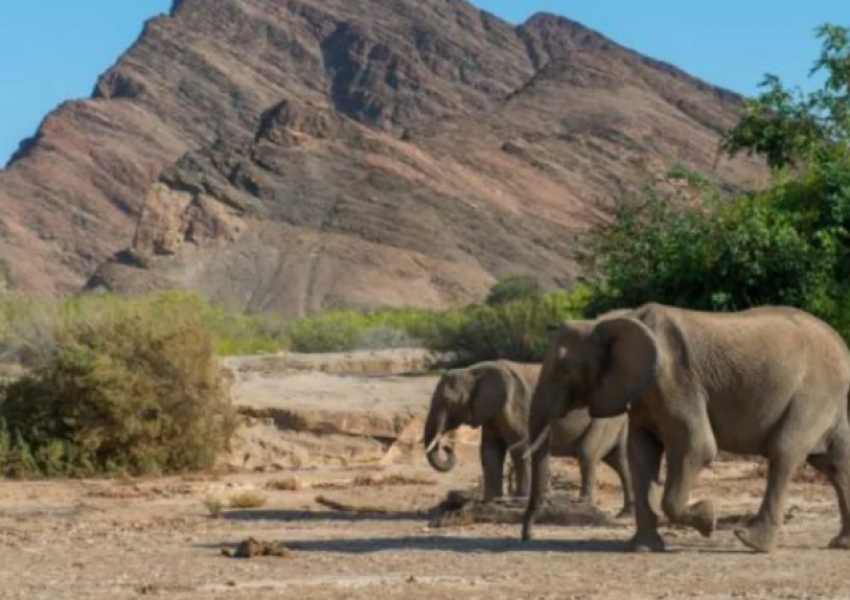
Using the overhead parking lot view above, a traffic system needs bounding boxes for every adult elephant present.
[423,358,633,514]
[521,302,850,553]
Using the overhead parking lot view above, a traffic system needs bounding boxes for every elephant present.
[423,358,634,513]
[521,301,850,554]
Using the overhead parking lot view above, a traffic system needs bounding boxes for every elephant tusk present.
[425,436,441,455]
[523,424,551,460]
[506,438,526,453]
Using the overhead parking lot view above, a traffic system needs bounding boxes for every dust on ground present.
[0,350,847,600]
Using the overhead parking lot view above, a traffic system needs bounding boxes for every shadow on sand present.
[202,535,627,555]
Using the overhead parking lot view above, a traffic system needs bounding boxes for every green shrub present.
[429,289,591,365]
[0,290,59,368]
[287,307,445,353]
[0,296,236,478]
[62,292,291,356]
[284,287,591,363]
[484,275,542,306]
[576,181,835,315]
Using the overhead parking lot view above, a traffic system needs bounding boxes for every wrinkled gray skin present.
[423,359,633,512]
[521,302,850,553]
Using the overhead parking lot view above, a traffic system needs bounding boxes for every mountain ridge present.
[0,0,765,312]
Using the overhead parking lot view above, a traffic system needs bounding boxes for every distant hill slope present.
[0,0,765,313]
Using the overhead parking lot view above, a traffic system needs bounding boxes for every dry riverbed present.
[0,350,846,599]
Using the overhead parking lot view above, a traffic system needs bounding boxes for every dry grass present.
[311,480,355,491]
[85,485,149,500]
[204,497,225,518]
[351,473,437,487]
[228,491,268,509]
[310,473,437,491]
[266,476,302,491]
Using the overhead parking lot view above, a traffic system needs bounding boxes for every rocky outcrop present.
[220,349,478,472]
[0,0,767,308]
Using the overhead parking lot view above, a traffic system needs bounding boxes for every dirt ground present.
[1,351,849,599]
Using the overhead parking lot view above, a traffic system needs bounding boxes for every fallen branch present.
[222,537,292,558]
[315,494,401,514]
[427,489,617,529]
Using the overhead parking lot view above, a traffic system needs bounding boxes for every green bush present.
[430,288,591,365]
[0,290,59,368]
[62,292,291,356]
[287,307,445,353]
[577,179,839,315]
[0,296,236,478]
[285,286,591,363]
[484,275,542,306]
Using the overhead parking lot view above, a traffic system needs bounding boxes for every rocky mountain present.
[0,0,766,314]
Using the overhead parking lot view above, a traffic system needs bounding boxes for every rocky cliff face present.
[0,0,765,313]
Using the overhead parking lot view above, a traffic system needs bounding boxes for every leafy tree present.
[720,24,850,171]
[578,22,850,336]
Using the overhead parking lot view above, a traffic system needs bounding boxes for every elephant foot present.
[481,492,503,504]
[627,531,666,553]
[827,533,850,549]
[521,523,534,542]
[691,499,716,538]
[577,495,595,509]
[733,521,778,553]
[615,505,635,520]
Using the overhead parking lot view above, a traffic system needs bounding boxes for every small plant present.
[484,275,542,306]
[112,469,135,486]
[666,162,712,189]
[204,496,225,518]
[266,476,302,491]
[228,491,267,508]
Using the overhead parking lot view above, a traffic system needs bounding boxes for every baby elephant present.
[422,359,633,514]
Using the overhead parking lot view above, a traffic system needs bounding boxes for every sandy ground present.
[1,352,849,599]
[1,459,848,600]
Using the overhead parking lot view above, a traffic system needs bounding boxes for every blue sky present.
[0,0,845,165]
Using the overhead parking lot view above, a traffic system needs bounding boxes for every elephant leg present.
[480,434,507,503]
[603,443,634,518]
[733,451,801,552]
[660,436,717,540]
[575,421,613,506]
[627,427,665,552]
[806,422,850,550]
[577,452,597,506]
[510,446,530,498]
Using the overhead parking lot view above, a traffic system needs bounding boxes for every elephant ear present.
[588,317,659,418]
[469,365,511,427]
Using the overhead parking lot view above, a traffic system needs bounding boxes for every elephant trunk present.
[423,410,456,472]
[521,378,557,541]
